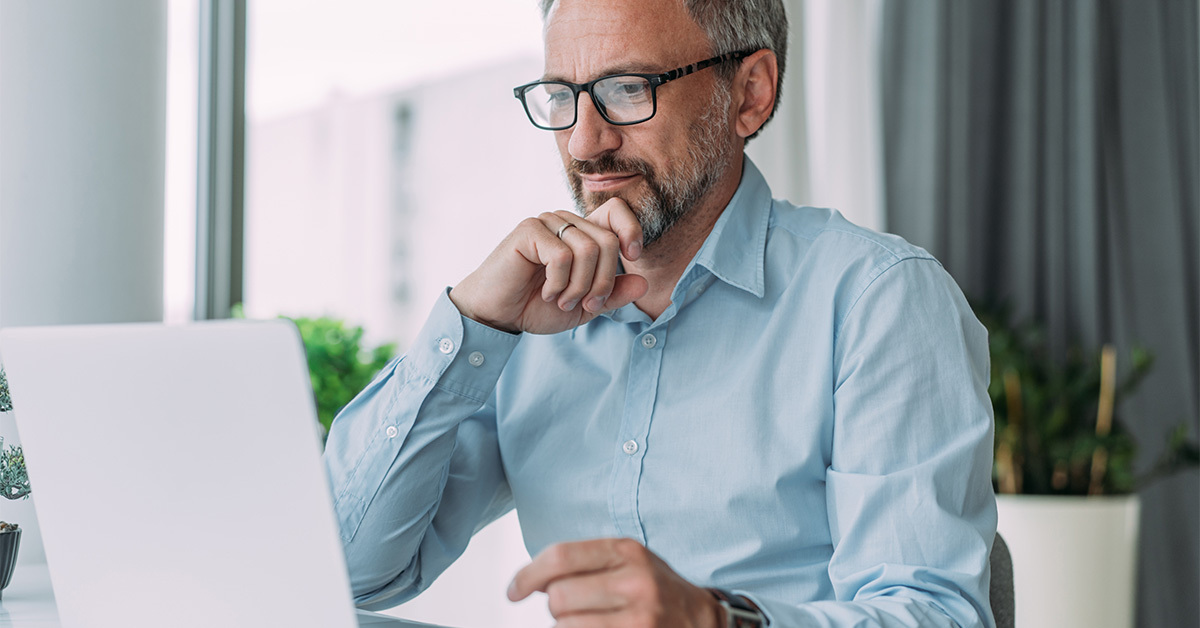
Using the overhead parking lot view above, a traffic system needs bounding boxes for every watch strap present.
[708,587,766,628]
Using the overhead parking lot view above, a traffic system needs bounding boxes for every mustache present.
[569,154,655,178]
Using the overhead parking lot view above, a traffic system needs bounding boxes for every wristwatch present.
[708,587,767,628]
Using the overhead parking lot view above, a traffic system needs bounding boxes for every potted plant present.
[0,367,31,598]
[975,304,1199,628]
[231,305,396,439]
[287,315,395,438]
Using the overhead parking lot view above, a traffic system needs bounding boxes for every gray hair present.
[539,0,788,141]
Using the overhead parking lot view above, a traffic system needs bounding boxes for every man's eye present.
[546,89,573,106]
[604,81,649,104]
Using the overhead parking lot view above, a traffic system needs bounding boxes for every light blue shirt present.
[324,158,997,627]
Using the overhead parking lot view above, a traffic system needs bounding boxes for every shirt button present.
[467,351,485,367]
[386,426,398,438]
[622,439,638,455]
[438,338,454,354]
[641,333,657,349]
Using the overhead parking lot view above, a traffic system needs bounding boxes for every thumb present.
[601,273,649,312]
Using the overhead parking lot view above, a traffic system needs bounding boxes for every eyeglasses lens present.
[523,83,576,129]
[522,76,654,129]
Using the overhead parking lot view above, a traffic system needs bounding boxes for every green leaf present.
[283,315,396,439]
[0,368,11,413]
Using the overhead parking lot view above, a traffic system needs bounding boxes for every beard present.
[566,85,734,247]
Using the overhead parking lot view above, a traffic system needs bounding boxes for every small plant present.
[0,440,29,504]
[230,306,396,436]
[975,303,1198,496]
[0,369,11,414]
[289,316,396,436]
[0,369,31,533]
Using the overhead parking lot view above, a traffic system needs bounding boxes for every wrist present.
[706,587,766,628]
[706,589,727,628]
[448,287,520,335]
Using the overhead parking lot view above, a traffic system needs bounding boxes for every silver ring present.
[556,222,577,239]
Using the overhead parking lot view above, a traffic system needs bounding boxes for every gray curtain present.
[879,1,1199,627]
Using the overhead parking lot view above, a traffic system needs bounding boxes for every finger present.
[531,213,576,303]
[599,274,648,313]
[508,539,626,602]
[553,211,621,313]
[549,214,600,312]
[545,570,626,618]
[586,197,643,261]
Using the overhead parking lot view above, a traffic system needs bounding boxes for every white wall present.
[0,0,168,565]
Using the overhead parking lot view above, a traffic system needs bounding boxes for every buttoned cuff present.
[404,288,521,403]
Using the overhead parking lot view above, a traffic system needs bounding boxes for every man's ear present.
[732,49,779,139]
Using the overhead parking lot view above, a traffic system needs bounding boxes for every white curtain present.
[749,0,885,232]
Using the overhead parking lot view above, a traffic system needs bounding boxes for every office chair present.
[991,532,1015,628]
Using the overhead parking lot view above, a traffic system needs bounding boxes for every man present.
[324,0,998,626]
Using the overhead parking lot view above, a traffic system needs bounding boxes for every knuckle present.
[576,238,600,261]
[614,538,645,560]
[630,571,659,598]
[524,216,548,230]
[595,230,619,250]
[553,209,579,221]
[549,248,574,268]
[590,277,615,297]
[544,543,570,571]
[612,572,647,601]
[545,582,568,617]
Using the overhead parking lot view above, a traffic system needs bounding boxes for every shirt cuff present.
[733,590,780,626]
[404,288,521,403]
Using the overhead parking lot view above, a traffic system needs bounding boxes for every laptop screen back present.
[0,320,360,628]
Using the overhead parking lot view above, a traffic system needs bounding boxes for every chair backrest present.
[990,532,1015,628]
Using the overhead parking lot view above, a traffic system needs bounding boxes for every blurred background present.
[0,1,1196,627]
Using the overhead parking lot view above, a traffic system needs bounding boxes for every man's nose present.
[566,93,622,162]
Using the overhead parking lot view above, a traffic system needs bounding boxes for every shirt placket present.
[607,323,668,543]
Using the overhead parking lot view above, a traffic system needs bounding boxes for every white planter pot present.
[996,494,1140,628]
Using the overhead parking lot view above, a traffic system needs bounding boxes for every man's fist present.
[449,198,649,335]
[508,538,724,628]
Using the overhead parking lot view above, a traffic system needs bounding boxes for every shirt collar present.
[687,155,771,298]
[603,155,772,325]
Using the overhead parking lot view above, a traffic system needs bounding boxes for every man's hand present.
[507,538,724,628]
[449,198,649,335]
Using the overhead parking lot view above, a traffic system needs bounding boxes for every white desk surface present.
[0,561,59,627]
[0,563,453,628]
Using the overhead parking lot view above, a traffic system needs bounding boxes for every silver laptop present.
[0,320,447,628]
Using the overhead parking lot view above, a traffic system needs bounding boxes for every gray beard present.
[568,86,733,247]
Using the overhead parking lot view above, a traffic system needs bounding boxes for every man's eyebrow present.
[543,62,665,83]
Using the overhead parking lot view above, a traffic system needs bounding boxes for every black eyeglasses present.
[513,49,755,131]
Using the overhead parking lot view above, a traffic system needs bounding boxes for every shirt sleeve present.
[322,288,523,610]
[747,257,998,627]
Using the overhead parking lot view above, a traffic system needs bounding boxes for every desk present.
[0,564,453,628]
[0,562,59,627]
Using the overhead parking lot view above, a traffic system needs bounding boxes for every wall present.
[0,0,168,565]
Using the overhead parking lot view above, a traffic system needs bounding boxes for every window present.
[243,2,564,624]
[243,1,568,351]
[165,0,201,324]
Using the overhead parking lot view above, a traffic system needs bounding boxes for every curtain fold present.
[880,1,1199,626]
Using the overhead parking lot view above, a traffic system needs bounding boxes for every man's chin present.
[580,190,635,216]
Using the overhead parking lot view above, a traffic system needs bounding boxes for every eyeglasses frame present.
[512,49,756,131]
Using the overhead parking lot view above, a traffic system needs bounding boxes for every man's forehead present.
[542,0,710,80]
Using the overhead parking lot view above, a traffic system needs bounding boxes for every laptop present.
[0,320,449,628]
